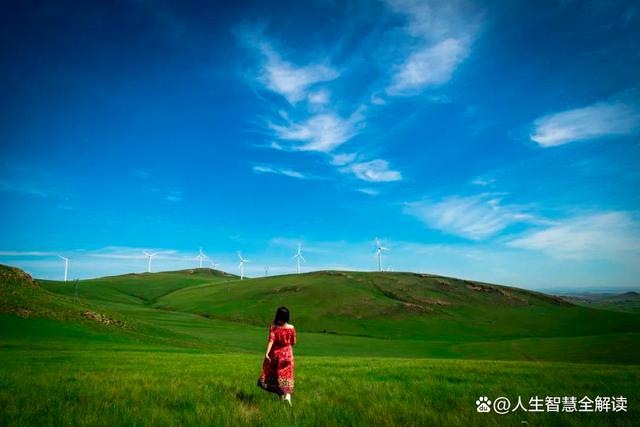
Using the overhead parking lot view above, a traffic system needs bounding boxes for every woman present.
[257,306,296,405]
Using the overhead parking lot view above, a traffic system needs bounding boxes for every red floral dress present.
[257,324,296,395]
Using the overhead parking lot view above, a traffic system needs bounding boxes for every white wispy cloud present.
[508,211,640,260]
[357,188,380,196]
[88,247,179,260]
[331,153,357,166]
[0,250,57,256]
[384,0,478,95]
[308,89,330,105]
[471,177,496,187]
[387,38,469,95]
[269,109,364,153]
[259,44,338,104]
[405,194,536,240]
[252,165,308,180]
[370,94,386,105]
[530,98,640,147]
[345,159,402,182]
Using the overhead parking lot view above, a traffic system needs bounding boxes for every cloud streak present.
[508,211,640,260]
[269,109,364,153]
[387,38,469,95]
[530,98,640,147]
[252,165,309,180]
[0,251,57,256]
[405,194,536,240]
[345,160,402,182]
[384,0,477,96]
[259,45,338,104]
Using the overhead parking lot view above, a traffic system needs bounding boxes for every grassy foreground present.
[1,349,638,426]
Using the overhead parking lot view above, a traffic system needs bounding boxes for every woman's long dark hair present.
[273,306,290,326]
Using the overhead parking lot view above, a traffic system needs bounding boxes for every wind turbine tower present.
[197,247,206,268]
[238,251,249,280]
[293,244,305,274]
[58,255,69,282]
[143,251,158,273]
[375,238,389,272]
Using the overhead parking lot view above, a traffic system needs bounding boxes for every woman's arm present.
[265,340,274,360]
[265,326,275,360]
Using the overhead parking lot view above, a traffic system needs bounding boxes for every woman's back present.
[270,324,296,347]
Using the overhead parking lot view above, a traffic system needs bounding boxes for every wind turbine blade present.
[300,255,306,262]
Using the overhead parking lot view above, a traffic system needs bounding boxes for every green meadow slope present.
[153,271,640,342]
[40,268,237,305]
[28,267,640,363]
[2,264,640,426]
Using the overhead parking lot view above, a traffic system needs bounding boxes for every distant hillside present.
[39,268,237,306]
[153,270,640,341]
[561,291,640,313]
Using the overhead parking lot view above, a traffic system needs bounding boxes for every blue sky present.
[1,0,639,290]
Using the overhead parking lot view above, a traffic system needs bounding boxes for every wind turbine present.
[143,251,158,273]
[238,251,249,280]
[293,244,305,274]
[375,238,389,272]
[58,255,69,282]
[210,260,220,270]
[264,266,269,277]
[197,247,206,268]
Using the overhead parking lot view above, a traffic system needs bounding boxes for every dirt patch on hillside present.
[465,282,494,292]
[465,282,532,306]
[83,311,128,327]
[15,307,34,317]
[402,302,432,313]
[270,286,301,294]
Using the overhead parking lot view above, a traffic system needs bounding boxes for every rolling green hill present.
[27,267,640,363]
[40,268,237,305]
[2,264,639,426]
[152,271,640,342]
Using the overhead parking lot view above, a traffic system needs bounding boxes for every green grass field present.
[1,264,639,425]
